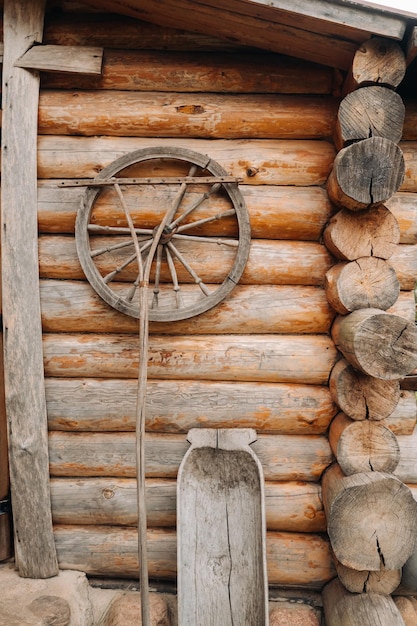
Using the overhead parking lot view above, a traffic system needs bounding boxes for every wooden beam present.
[406,26,417,66]
[15,44,103,75]
[1,0,58,577]
[81,0,407,68]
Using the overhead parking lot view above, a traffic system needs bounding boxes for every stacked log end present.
[322,38,417,624]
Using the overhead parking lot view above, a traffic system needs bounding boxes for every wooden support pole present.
[1,0,58,577]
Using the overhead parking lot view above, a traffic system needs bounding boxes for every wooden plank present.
[1,0,58,577]
[41,49,335,94]
[36,136,336,185]
[45,377,337,435]
[53,524,335,588]
[49,477,326,533]
[47,431,333,482]
[177,429,269,625]
[15,44,103,75]
[42,333,338,386]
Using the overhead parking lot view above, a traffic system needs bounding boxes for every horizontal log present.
[38,236,334,286]
[45,378,337,435]
[36,136,336,185]
[42,333,338,385]
[395,432,417,484]
[399,143,417,193]
[386,193,417,244]
[37,183,334,241]
[389,243,417,291]
[48,432,333,482]
[40,280,335,335]
[323,578,405,626]
[331,309,417,380]
[41,49,335,94]
[49,477,326,532]
[386,390,417,435]
[322,464,417,570]
[38,90,337,139]
[53,525,335,588]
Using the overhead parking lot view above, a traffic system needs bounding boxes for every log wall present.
[37,9,417,591]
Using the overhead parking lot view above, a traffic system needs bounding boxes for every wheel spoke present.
[151,244,163,309]
[169,182,222,230]
[103,252,137,284]
[165,246,183,309]
[114,182,145,281]
[167,241,211,296]
[175,208,236,234]
[88,224,153,236]
[172,234,239,247]
[91,237,150,259]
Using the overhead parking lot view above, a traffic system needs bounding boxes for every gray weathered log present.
[177,429,269,625]
[348,37,406,90]
[45,377,337,435]
[329,359,401,421]
[1,0,58,577]
[326,137,405,211]
[47,431,333,482]
[328,412,400,475]
[323,577,405,625]
[322,464,417,571]
[335,86,405,150]
[331,309,417,380]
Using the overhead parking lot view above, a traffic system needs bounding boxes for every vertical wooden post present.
[1,0,58,577]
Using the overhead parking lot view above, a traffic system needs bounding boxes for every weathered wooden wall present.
[38,8,417,589]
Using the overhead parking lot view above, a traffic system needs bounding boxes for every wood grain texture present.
[335,86,404,150]
[326,137,405,211]
[45,377,337,435]
[386,193,417,244]
[47,431,333,482]
[16,44,103,74]
[350,37,406,89]
[53,524,335,588]
[36,136,336,185]
[37,183,334,241]
[322,464,417,571]
[329,359,401,422]
[323,578,405,625]
[38,90,337,139]
[328,412,400,475]
[334,556,401,595]
[324,258,400,315]
[331,309,417,380]
[177,429,268,625]
[323,204,400,261]
[40,280,335,335]
[41,48,335,94]
[42,333,338,385]
[49,477,326,532]
[38,236,334,286]
[1,0,58,578]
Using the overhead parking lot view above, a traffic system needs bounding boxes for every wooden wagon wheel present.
[75,146,251,322]
[74,146,251,626]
